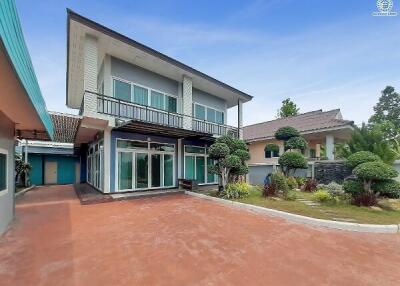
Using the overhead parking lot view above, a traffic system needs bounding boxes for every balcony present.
[80,91,239,137]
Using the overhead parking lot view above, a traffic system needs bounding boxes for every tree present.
[353,161,398,193]
[277,98,299,118]
[15,153,31,187]
[336,123,397,164]
[346,151,381,169]
[274,126,300,141]
[284,136,308,151]
[208,135,250,192]
[369,86,400,139]
[278,151,308,176]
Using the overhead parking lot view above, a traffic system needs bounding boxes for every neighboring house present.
[66,10,252,193]
[0,0,54,234]
[243,109,354,185]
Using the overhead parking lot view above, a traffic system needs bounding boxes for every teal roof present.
[0,0,53,139]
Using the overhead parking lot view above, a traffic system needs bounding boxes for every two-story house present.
[66,10,252,193]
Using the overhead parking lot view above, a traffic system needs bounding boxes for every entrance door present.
[45,161,57,184]
[135,153,148,189]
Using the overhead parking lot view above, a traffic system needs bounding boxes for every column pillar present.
[182,76,192,130]
[315,144,321,159]
[177,138,183,180]
[103,127,112,193]
[238,99,243,139]
[84,35,98,93]
[325,134,335,160]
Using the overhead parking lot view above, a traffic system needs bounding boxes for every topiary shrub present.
[372,180,400,198]
[274,126,300,141]
[221,182,251,199]
[278,151,308,176]
[286,176,298,190]
[353,161,398,192]
[295,176,306,187]
[233,149,251,162]
[343,180,364,196]
[209,143,230,159]
[346,151,381,169]
[271,172,289,195]
[284,136,308,151]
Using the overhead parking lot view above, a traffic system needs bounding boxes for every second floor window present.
[193,103,224,124]
[113,78,177,113]
[265,150,279,158]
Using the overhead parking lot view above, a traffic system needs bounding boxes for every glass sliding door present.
[136,153,148,189]
[207,158,216,183]
[118,152,132,190]
[151,154,161,188]
[185,156,195,180]
[196,157,205,184]
[164,154,173,186]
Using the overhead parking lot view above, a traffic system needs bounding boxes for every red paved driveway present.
[0,185,399,286]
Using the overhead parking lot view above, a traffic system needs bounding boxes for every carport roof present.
[49,112,81,143]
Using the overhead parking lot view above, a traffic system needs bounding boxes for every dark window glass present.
[114,79,131,102]
[0,154,6,191]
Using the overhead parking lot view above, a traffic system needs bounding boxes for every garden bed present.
[206,187,400,225]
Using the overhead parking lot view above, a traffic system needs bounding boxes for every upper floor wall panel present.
[66,10,252,109]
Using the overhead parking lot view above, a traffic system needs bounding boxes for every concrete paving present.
[1,185,400,286]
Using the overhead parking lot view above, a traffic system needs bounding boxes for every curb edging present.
[185,191,400,234]
[15,185,36,198]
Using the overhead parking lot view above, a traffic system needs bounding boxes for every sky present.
[16,0,400,127]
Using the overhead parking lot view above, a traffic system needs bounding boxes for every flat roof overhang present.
[115,120,215,141]
[0,43,51,140]
[66,9,253,110]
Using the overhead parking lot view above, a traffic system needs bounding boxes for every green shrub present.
[346,151,381,169]
[209,143,230,159]
[278,151,308,176]
[221,182,251,199]
[284,136,308,151]
[325,182,344,196]
[233,149,250,162]
[271,172,289,195]
[285,191,297,201]
[274,126,300,141]
[295,176,306,187]
[343,180,364,196]
[312,190,332,202]
[372,180,400,198]
[353,161,398,183]
[286,176,298,190]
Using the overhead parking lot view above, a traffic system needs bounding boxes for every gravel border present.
[185,191,400,234]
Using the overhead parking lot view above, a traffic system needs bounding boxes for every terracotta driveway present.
[1,185,399,286]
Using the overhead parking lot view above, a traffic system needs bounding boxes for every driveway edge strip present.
[185,191,399,234]
[15,185,36,198]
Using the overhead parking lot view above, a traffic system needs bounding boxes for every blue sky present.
[16,0,400,126]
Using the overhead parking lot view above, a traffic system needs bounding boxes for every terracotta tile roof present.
[243,109,353,142]
[49,112,81,143]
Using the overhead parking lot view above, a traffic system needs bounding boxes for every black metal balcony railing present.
[82,91,239,137]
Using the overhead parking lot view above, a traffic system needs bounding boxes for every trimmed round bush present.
[264,143,279,153]
[343,180,364,196]
[233,149,250,162]
[274,126,300,141]
[231,164,249,176]
[346,151,381,169]
[278,151,308,175]
[353,161,398,182]
[372,180,400,198]
[208,143,230,160]
[325,182,344,196]
[222,182,251,199]
[284,136,308,151]
[221,155,242,169]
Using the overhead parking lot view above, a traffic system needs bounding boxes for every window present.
[310,149,316,158]
[166,96,177,113]
[184,145,216,184]
[185,146,205,154]
[117,140,148,149]
[151,90,164,109]
[194,104,206,120]
[0,153,6,191]
[133,85,148,105]
[113,79,131,101]
[194,103,224,124]
[118,152,132,190]
[265,150,279,158]
[150,143,175,152]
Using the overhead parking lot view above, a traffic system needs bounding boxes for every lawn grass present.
[207,188,400,225]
